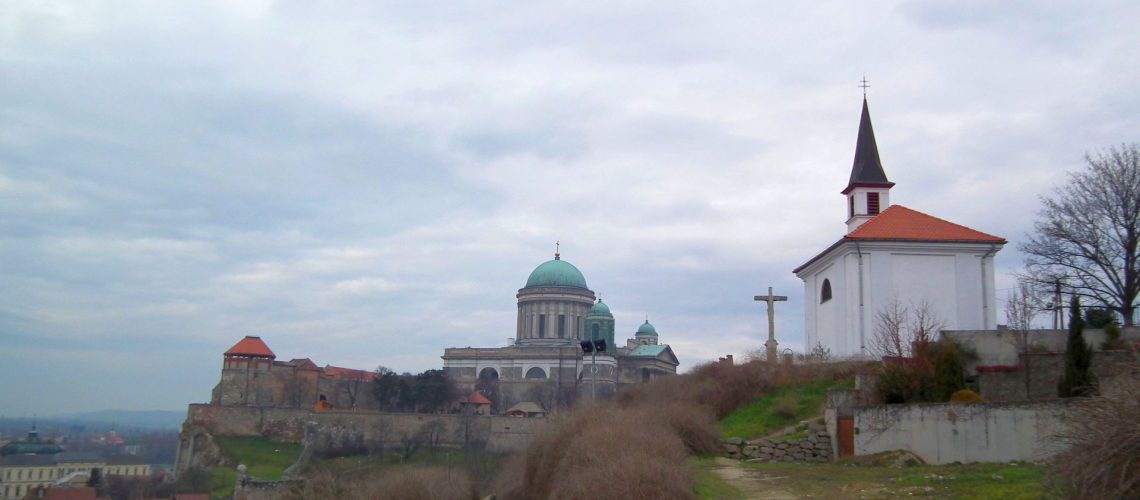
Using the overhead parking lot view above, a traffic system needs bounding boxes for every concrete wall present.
[943,327,1139,373]
[852,401,1070,464]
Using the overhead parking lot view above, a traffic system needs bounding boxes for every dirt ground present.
[704,456,1047,499]
[709,458,797,499]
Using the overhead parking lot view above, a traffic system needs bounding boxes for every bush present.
[1050,363,1140,499]
[772,395,798,421]
[875,340,967,404]
[1100,323,1124,350]
[948,389,982,403]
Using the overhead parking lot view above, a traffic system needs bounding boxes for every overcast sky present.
[2,1,1138,415]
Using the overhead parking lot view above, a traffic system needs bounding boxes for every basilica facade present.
[442,251,679,413]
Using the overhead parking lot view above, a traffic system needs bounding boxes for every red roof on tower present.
[224,336,276,358]
[847,205,1006,243]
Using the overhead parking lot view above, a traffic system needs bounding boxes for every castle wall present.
[176,404,548,473]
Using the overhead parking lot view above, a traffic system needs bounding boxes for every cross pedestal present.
[754,287,787,364]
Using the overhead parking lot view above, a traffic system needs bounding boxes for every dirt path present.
[709,457,798,499]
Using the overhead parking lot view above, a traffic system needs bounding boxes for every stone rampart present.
[721,424,832,463]
[176,404,547,473]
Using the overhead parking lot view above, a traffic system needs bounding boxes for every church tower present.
[842,98,894,233]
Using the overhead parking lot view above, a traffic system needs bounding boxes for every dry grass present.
[1050,361,1140,499]
[260,466,477,500]
[491,360,869,499]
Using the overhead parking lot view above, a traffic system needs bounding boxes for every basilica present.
[442,250,679,413]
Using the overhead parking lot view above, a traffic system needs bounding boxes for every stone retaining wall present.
[721,425,832,463]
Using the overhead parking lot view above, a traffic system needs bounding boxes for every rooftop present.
[224,336,276,358]
[847,205,1005,243]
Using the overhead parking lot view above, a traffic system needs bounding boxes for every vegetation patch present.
[208,435,303,497]
[719,378,852,439]
[689,457,743,500]
[739,460,1047,499]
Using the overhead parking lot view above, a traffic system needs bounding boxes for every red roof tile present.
[288,358,321,371]
[44,488,98,500]
[847,205,1005,243]
[463,392,492,405]
[224,336,276,358]
[324,365,375,382]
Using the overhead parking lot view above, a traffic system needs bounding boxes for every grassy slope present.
[737,461,1048,499]
[209,436,303,498]
[718,377,853,439]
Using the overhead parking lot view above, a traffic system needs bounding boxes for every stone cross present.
[754,287,787,363]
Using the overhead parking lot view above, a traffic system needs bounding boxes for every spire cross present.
[753,287,788,363]
[859,75,871,98]
[555,240,560,259]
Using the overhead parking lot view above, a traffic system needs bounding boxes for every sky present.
[2,1,1138,415]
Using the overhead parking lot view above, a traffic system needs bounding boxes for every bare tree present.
[1020,144,1140,326]
[871,300,909,358]
[871,299,944,358]
[1004,280,1045,397]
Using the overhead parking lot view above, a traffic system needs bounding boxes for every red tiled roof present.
[847,205,1005,243]
[794,205,1005,274]
[224,336,276,358]
[462,392,492,405]
[324,365,375,382]
[288,358,321,371]
[44,488,98,500]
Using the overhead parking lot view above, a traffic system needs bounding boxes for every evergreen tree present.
[1058,297,1098,397]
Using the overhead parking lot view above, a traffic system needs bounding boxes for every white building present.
[793,99,1006,357]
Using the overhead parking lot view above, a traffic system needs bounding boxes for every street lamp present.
[580,338,607,400]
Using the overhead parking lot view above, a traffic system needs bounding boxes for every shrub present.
[875,340,966,403]
[1059,297,1097,397]
[1100,323,1123,350]
[772,395,798,421]
[948,389,982,403]
[1050,363,1140,499]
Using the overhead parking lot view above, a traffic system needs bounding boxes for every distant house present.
[458,392,493,415]
[504,402,546,418]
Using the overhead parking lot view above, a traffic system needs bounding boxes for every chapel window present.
[848,195,855,218]
[538,314,546,338]
[525,367,547,379]
[867,192,880,215]
[821,279,833,303]
[558,315,566,338]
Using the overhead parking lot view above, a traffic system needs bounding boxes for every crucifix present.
[754,287,787,363]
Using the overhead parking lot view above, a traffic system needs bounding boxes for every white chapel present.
[793,98,1007,357]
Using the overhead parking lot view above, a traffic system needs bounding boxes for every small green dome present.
[524,256,588,289]
[636,320,658,336]
[588,300,612,316]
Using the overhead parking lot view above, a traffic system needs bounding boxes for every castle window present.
[538,314,546,338]
[867,192,880,215]
[641,368,651,382]
[821,279,833,303]
[525,367,547,379]
[849,195,855,218]
[558,314,566,338]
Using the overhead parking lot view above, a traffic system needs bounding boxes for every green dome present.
[1,429,62,456]
[588,300,612,316]
[524,256,588,289]
[636,320,658,336]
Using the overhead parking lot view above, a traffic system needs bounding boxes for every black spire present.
[842,98,893,194]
